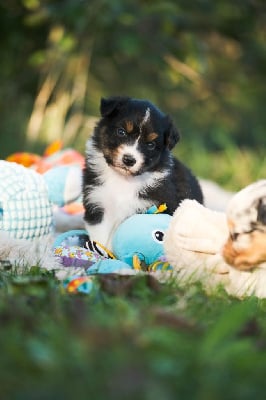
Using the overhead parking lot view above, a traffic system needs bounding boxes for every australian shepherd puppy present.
[83,96,203,249]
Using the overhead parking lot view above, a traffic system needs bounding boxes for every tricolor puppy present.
[223,180,266,270]
[83,96,203,249]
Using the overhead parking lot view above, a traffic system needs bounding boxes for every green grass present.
[1,266,266,400]
[1,146,266,399]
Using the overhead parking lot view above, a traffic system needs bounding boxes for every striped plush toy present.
[0,161,82,240]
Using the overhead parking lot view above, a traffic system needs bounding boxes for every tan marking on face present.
[103,147,117,161]
[223,230,266,271]
[125,120,134,133]
[147,132,158,142]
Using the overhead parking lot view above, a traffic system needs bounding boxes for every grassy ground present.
[1,268,266,400]
[0,146,266,399]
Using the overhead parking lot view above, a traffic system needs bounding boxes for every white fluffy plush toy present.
[164,180,266,298]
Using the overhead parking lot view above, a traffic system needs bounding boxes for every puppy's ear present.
[257,199,266,225]
[100,96,129,117]
[164,115,180,150]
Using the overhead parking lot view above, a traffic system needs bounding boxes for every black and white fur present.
[83,96,203,249]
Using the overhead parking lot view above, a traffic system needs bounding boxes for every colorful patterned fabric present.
[54,245,106,268]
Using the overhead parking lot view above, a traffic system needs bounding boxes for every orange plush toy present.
[6,140,85,173]
[6,152,41,167]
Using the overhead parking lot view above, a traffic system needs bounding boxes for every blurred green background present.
[0,0,265,189]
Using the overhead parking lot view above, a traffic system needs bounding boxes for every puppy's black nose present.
[122,154,136,167]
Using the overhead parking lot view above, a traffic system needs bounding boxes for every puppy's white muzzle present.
[114,144,144,176]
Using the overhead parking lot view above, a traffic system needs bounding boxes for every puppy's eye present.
[146,141,156,151]
[117,128,126,137]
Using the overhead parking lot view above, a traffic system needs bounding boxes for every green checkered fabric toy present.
[0,160,82,240]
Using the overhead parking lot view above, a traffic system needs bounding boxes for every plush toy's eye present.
[152,230,165,243]
[146,141,156,151]
[117,127,126,137]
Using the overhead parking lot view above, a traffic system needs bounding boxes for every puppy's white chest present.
[86,167,151,248]
[93,168,149,217]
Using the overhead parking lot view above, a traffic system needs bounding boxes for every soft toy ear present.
[164,115,180,150]
[100,96,129,117]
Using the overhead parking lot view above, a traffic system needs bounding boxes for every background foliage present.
[1,0,265,161]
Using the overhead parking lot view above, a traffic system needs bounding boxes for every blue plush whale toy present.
[112,212,172,270]
[54,206,173,293]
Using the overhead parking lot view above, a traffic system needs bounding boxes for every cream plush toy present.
[164,180,266,298]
